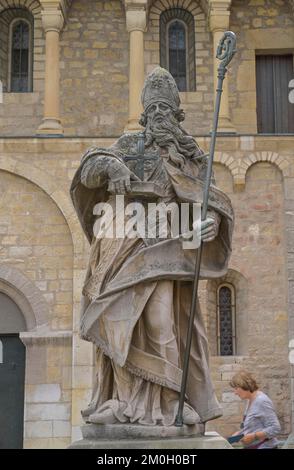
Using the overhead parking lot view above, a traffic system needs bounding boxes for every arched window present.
[0,8,34,92]
[168,20,187,92]
[9,18,32,92]
[160,8,196,92]
[217,284,236,356]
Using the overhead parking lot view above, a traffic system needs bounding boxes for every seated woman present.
[229,370,281,449]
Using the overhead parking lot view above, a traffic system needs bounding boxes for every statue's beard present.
[145,112,202,169]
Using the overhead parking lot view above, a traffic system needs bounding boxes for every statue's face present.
[146,102,173,124]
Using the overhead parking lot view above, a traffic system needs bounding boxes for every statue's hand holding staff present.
[197,212,221,243]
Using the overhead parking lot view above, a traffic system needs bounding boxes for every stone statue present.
[70,67,234,428]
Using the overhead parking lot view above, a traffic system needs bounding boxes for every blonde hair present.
[229,370,259,392]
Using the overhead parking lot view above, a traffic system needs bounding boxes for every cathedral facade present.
[0,0,293,448]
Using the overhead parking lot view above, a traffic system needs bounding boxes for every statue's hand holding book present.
[107,159,139,194]
[107,158,165,199]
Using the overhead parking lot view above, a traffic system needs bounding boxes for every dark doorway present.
[0,334,26,449]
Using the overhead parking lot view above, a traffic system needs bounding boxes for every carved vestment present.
[71,132,233,425]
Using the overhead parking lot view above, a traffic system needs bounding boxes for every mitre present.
[141,66,181,112]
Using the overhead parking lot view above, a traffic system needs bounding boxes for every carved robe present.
[70,133,234,425]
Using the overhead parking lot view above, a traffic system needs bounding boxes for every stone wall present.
[0,0,44,135]
[1,0,293,137]
[0,168,74,448]
[229,0,294,133]
[0,135,292,446]
[0,171,73,330]
[22,336,72,449]
[60,0,129,136]
[204,158,290,437]
[0,137,94,446]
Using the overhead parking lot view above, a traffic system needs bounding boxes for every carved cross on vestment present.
[123,133,160,181]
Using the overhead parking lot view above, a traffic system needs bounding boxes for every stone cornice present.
[20,327,72,346]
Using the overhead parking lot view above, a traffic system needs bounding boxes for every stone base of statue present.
[68,424,232,449]
[282,432,294,449]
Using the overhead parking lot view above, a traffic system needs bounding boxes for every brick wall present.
[204,159,290,438]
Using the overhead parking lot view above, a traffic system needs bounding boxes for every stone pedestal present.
[282,433,294,449]
[69,424,232,449]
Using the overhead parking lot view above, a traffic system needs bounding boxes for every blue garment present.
[242,391,281,449]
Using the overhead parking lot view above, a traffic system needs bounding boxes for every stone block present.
[221,403,241,417]
[25,421,53,438]
[25,347,47,384]
[26,384,61,403]
[284,180,294,200]
[24,437,70,449]
[62,366,72,390]
[236,62,256,92]
[9,246,33,257]
[72,365,93,389]
[83,49,98,59]
[221,392,239,403]
[73,338,94,366]
[221,371,235,381]
[93,42,108,48]
[47,367,62,383]
[25,403,71,421]
[240,136,255,151]
[53,420,71,438]
[219,364,236,372]
[72,426,82,442]
[72,389,92,426]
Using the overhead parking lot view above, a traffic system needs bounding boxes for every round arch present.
[213,151,237,178]
[0,155,82,256]
[0,291,27,333]
[149,0,205,17]
[242,152,290,180]
[0,264,50,331]
[0,0,41,17]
